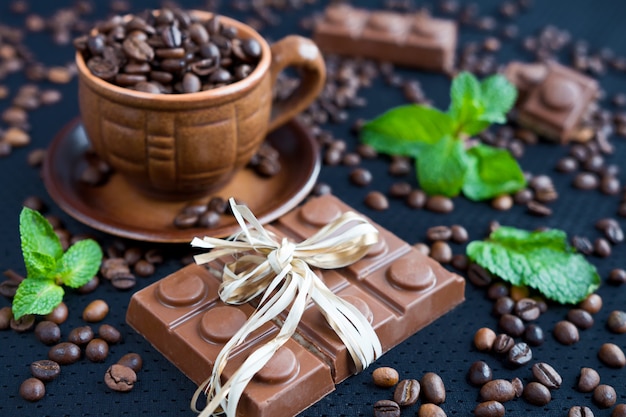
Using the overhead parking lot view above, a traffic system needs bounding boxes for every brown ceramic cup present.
[76,11,325,200]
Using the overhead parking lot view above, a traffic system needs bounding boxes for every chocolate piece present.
[313,5,457,73]
[505,61,599,143]
[127,194,465,417]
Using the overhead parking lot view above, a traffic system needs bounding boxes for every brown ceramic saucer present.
[43,118,320,243]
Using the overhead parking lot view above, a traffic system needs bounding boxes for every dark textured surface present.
[0,1,625,416]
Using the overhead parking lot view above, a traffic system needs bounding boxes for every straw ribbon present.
[190,199,382,417]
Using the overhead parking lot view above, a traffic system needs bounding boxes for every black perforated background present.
[0,1,625,416]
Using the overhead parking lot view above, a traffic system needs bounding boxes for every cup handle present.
[267,35,326,133]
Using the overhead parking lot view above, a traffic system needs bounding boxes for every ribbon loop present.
[190,199,383,417]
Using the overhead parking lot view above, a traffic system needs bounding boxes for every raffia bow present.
[189,199,383,417]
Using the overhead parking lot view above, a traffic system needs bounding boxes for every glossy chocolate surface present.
[505,61,599,143]
[313,4,457,73]
[126,194,465,417]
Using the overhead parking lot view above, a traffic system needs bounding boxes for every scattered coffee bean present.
[511,377,524,398]
[598,343,626,368]
[44,301,68,324]
[527,200,552,216]
[523,381,551,406]
[594,237,611,257]
[568,406,594,417]
[349,168,372,186]
[532,362,562,389]
[10,314,35,332]
[86,338,109,362]
[492,333,515,355]
[365,191,389,211]
[48,342,81,365]
[393,379,420,406]
[493,297,514,317]
[467,264,493,287]
[523,323,545,346]
[0,306,13,330]
[579,293,602,314]
[82,299,109,322]
[567,308,594,329]
[406,189,427,209]
[467,361,492,386]
[450,225,469,243]
[388,181,411,198]
[514,298,540,321]
[417,403,447,417]
[19,377,45,401]
[104,364,137,392]
[117,353,143,373]
[612,404,626,417]
[573,172,599,190]
[450,254,469,271]
[421,372,445,404]
[607,310,626,333]
[487,283,509,300]
[492,194,513,211]
[553,320,579,345]
[578,367,601,392]
[425,195,454,213]
[99,324,122,344]
[499,314,525,337]
[474,327,496,352]
[474,401,505,417]
[426,226,452,241]
[34,320,61,345]
[507,342,532,367]
[572,235,594,255]
[480,379,515,403]
[68,325,94,346]
[373,399,400,417]
[608,268,626,285]
[593,384,617,408]
[430,241,452,263]
[372,366,399,387]
[30,359,61,382]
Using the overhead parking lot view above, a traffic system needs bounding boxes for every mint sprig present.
[12,207,103,319]
[466,226,600,304]
[361,71,525,201]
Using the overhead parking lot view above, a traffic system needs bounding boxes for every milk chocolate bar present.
[313,4,457,73]
[505,61,600,143]
[126,194,465,417]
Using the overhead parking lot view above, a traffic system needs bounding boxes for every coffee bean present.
[474,327,496,351]
[20,377,45,401]
[373,399,400,417]
[474,401,505,417]
[511,377,524,398]
[523,323,545,346]
[492,333,515,354]
[68,325,94,345]
[372,366,399,387]
[388,181,411,198]
[491,194,513,211]
[0,306,13,330]
[604,223,624,244]
[34,321,61,345]
[593,384,617,408]
[450,225,469,243]
[578,367,600,392]
[78,276,100,294]
[572,235,594,255]
[607,310,626,333]
[365,191,389,211]
[568,406,594,417]
[117,352,143,372]
[499,314,525,337]
[406,189,426,208]
[467,361,492,386]
[467,264,493,287]
[566,308,594,330]
[523,381,551,406]
[553,320,579,345]
[579,294,602,314]
[10,314,35,332]
[527,200,552,216]
[86,338,109,362]
[480,379,515,402]
[612,404,626,417]
[514,298,540,321]
[598,343,626,368]
[98,324,122,344]
[417,403,447,417]
[349,168,372,186]
[556,156,579,172]
[450,254,469,271]
[30,359,61,382]
[104,364,137,392]
[487,283,509,300]
[425,195,454,213]
[507,342,532,367]
[608,268,626,285]
[421,372,445,404]
[426,226,452,241]
[388,157,410,176]
[48,342,81,364]
[594,237,611,257]
[532,362,562,389]
[82,299,109,322]
[493,297,514,317]
[44,302,68,324]
[393,379,420,406]
[430,241,452,264]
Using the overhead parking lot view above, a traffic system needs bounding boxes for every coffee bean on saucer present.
[30,359,61,382]
[19,377,45,401]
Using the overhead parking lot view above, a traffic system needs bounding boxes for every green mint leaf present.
[448,72,485,135]
[12,278,64,319]
[56,239,103,288]
[467,226,600,304]
[20,207,63,278]
[416,135,468,197]
[479,74,518,124]
[361,105,453,157]
[462,144,526,201]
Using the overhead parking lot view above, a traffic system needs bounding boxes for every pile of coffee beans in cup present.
[74,8,262,93]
